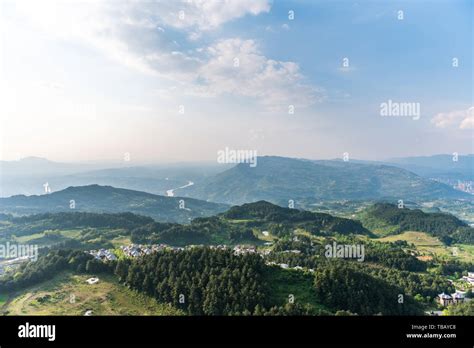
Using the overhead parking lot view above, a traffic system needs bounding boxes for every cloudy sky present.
[0,0,472,163]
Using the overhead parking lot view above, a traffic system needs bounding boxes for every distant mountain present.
[0,158,230,197]
[0,157,110,177]
[0,185,229,223]
[358,203,473,244]
[182,156,471,205]
[387,154,474,181]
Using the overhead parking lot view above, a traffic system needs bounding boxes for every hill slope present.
[131,200,372,246]
[0,185,228,223]
[359,203,473,244]
[183,156,470,205]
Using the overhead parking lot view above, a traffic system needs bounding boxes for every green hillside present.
[358,203,473,244]
[131,201,372,246]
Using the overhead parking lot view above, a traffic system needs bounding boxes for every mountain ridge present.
[0,184,229,223]
[181,156,471,205]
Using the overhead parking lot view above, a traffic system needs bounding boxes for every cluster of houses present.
[436,272,474,307]
[265,261,315,272]
[232,245,275,257]
[120,244,183,258]
[88,244,181,261]
[437,291,466,307]
[209,245,228,251]
[89,243,307,262]
[88,248,117,261]
[233,245,257,255]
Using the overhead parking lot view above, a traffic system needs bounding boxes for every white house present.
[438,293,453,306]
[451,292,465,304]
[461,272,474,286]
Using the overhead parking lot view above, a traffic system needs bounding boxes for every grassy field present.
[263,266,327,312]
[110,235,132,247]
[377,231,474,263]
[1,272,183,316]
[12,228,132,250]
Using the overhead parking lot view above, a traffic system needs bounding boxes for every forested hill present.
[0,212,154,239]
[222,200,370,235]
[131,201,373,246]
[360,203,473,244]
[0,185,228,223]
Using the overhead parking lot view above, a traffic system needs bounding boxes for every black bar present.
[0,316,471,346]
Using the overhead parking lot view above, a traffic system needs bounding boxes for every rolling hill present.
[182,156,470,205]
[358,203,473,244]
[131,200,372,246]
[0,185,228,223]
[0,200,371,249]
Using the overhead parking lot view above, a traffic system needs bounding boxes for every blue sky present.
[0,0,472,163]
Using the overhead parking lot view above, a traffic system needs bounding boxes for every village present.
[436,272,474,308]
[88,243,317,275]
[87,242,474,316]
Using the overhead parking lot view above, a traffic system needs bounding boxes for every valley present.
[0,155,472,317]
[0,198,472,316]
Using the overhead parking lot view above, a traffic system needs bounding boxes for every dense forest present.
[362,203,473,244]
[223,201,372,237]
[130,217,258,246]
[116,248,268,315]
[313,261,423,315]
[0,212,153,238]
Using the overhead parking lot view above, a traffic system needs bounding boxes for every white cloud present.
[156,0,271,30]
[7,0,321,111]
[10,0,270,74]
[431,107,474,129]
[194,39,323,110]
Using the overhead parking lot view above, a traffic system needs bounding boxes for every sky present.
[0,0,472,164]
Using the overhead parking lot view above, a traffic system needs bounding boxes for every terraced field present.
[378,231,474,262]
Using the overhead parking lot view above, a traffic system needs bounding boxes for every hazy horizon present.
[2,152,474,167]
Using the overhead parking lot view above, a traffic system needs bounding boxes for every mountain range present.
[0,157,230,197]
[180,156,471,205]
[1,155,471,207]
